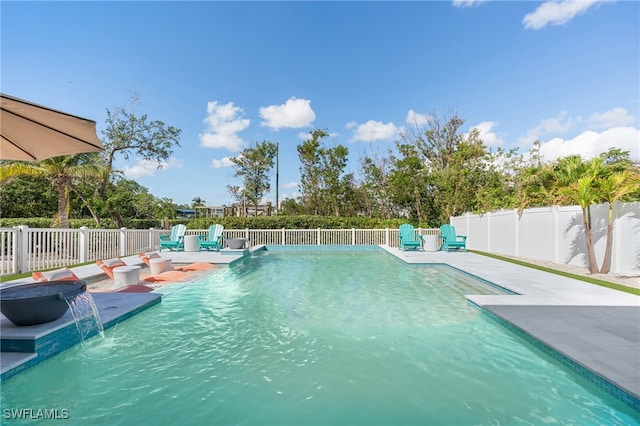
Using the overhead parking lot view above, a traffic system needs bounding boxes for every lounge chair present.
[398,223,423,251]
[199,224,224,251]
[32,267,80,282]
[97,258,190,285]
[159,224,186,252]
[138,252,214,272]
[440,224,467,252]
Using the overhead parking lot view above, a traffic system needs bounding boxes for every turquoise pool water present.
[1,250,639,425]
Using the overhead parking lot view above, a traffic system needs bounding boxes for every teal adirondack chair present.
[159,224,187,251]
[199,224,224,251]
[440,224,467,252]
[398,224,423,251]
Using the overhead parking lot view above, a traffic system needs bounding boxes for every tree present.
[230,141,278,216]
[102,178,168,226]
[0,153,109,228]
[596,149,640,273]
[388,142,429,221]
[227,185,247,216]
[192,197,206,209]
[0,175,57,218]
[393,112,492,224]
[515,142,558,210]
[99,94,182,222]
[357,149,394,218]
[320,144,352,216]
[297,130,324,215]
[297,129,353,216]
[553,156,605,273]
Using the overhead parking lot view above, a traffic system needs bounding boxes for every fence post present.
[78,227,89,263]
[17,225,29,274]
[149,228,156,251]
[282,228,285,245]
[613,201,621,273]
[351,228,355,245]
[317,228,321,245]
[385,228,389,246]
[553,205,560,263]
[119,228,127,257]
[513,209,519,257]
[465,213,470,248]
[486,212,491,253]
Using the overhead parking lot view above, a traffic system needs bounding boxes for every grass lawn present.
[473,250,640,296]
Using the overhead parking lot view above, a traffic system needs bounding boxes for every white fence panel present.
[87,229,120,261]
[555,205,586,266]
[612,202,640,275]
[488,210,517,256]
[250,229,281,245]
[518,207,555,261]
[286,229,316,245]
[0,229,17,275]
[467,214,488,251]
[450,201,639,275]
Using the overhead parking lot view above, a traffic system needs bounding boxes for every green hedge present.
[0,216,428,230]
[188,215,428,229]
[0,218,161,229]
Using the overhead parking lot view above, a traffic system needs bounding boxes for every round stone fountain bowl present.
[0,280,87,326]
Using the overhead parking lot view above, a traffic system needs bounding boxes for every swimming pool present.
[1,249,638,425]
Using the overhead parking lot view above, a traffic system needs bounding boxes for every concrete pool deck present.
[381,245,640,407]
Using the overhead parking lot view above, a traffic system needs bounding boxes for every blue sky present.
[2,1,638,207]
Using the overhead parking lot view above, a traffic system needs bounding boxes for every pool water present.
[1,250,638,425]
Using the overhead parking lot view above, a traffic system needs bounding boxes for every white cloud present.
[297,130,339,141]
[537,126,639,162]
[347,120,399,142]
[452,0,489,8]
[523,0,612,30]
[282,181,298,189]
[122,157,184,178]
[406,110,431,127]
[518,111,576,147]
[210,157,235,168]
[259,97,316,130]
[199,101,250,152]
[588,107,636,130]
[280,191,301,201]
[470,121,505,147]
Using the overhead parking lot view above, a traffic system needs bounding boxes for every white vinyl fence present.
[450,201,640,275]
[0,226,441,276]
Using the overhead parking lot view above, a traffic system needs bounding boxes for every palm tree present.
[0,153,109,228]
[553,156,605,273]
[191,196,206,209]
[598,168,640,273]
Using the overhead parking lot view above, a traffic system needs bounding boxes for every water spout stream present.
[64,291,104,341]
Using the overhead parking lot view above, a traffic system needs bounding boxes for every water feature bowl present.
[226,238,247,249]
[0,280,87,326]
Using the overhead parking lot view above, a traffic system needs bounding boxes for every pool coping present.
[379,244,640,411]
